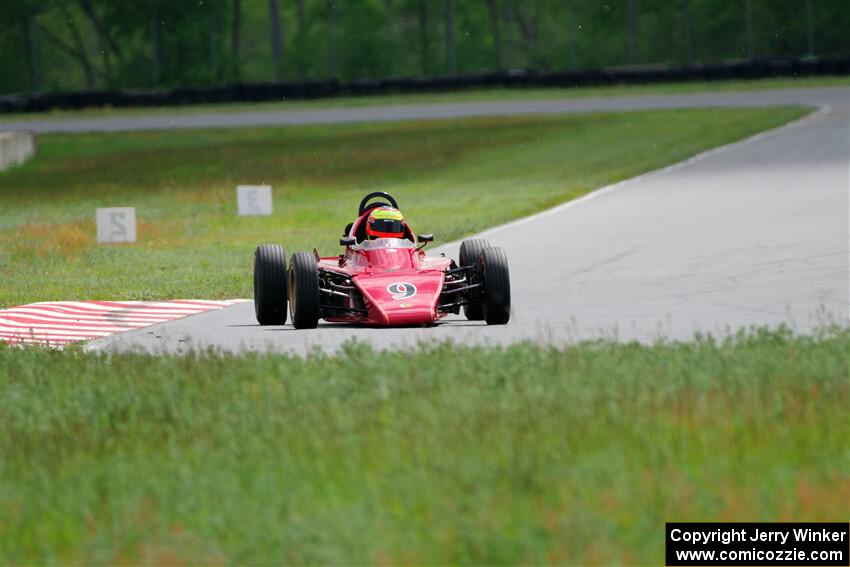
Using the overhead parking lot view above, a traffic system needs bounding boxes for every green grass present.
[1,75,845,123]
[2,327,847,564]
[1,106,808,307]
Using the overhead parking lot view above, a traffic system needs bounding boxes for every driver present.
[365,206,407,240]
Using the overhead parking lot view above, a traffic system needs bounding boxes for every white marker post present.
[96,207,136,244]
[237,185,273,216]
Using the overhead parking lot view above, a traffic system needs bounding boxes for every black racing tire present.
[254,244,288,325]
[289,252,321,329]
[459,238,491,320]
[481,247,511,325]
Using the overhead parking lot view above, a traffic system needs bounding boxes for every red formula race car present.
[252,192,511,329]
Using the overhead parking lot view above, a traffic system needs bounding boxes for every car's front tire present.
[481,246,511,325]
[289,252,322,329]
[459,238,491,320]
[254,244,288,325]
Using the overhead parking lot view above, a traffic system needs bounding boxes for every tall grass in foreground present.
[2,327,848,565]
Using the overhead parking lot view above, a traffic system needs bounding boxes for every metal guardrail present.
[1,57,847,114]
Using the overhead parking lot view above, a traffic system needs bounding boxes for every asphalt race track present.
[78,87,849,355]
[5,87,847,134]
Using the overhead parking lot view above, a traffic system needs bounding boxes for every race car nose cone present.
[354,273,443,326]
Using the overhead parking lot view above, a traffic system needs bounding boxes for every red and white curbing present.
[0,300,248,348]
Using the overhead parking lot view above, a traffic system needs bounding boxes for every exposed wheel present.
[481,247,511,325]
[459,238,491,320]
[289,251,321,329]
[253,244,288,325]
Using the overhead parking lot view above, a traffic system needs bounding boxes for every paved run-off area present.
[4,86,847,134]
[80,86,850,355]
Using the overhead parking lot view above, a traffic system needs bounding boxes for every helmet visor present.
[368,218,403,237]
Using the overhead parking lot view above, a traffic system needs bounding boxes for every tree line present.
[2,0,848,95]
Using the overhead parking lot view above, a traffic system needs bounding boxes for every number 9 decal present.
[387,282,417,300]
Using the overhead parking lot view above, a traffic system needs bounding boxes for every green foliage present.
[2,0,849,94]
[0,106,807,306]
[2,327,848,564]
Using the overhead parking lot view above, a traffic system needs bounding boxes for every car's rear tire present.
[459,238,491,320]
[481,247,511,325]
[254,244,288,325]
[289,252,321,329]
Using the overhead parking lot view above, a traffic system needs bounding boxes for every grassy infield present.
[2,82,848,564]
[2,106,807,306]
